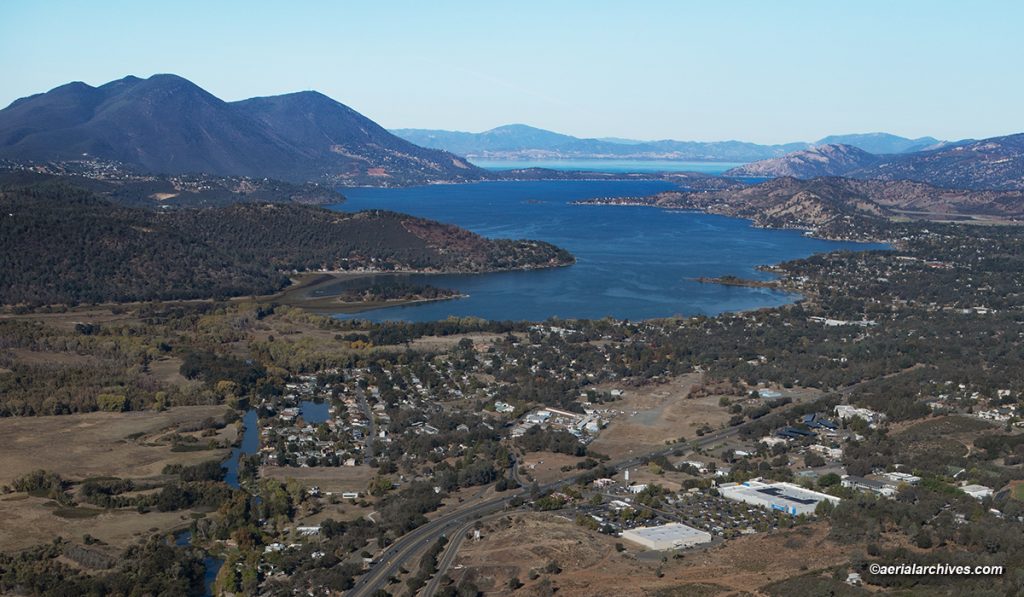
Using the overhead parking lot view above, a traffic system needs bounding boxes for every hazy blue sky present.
[2,1,1021,143]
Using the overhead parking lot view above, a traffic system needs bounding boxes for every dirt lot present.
[518,452,588,485]
[450,513,854,596]
[589,374,731,460]
[0,405,233,486]
[260,464,377,493]
[408,332,505,352]
[622,467,685,492]
[297,499,375,528]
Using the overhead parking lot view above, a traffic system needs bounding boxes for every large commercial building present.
[621,523,713,550]
[720,480,840,516]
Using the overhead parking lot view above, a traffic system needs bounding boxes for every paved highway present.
[346,369,890,596]
[346,423,743,597]
[421,520,476,597]
[346,492,512,596]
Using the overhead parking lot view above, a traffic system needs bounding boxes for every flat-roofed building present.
[842,475,896,497]
[961,484,994,500]
[881,471,921,485]
[621,523,713,550]
[720,480,840,516]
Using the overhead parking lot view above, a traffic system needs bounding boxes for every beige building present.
[621,523,712,550]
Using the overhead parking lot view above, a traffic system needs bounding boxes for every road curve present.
[346,422,742,597]
[346,494,512,597]
[347,373,885,596]
[422,520,475,597]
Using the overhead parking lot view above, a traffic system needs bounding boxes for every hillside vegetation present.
[0,182,573,306]
[0,166,344,208]
[0,74,483,186]
[727,134,1024,190]
[578,177,1024,240]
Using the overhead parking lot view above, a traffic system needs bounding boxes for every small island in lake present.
[691,275,779,289]
[334,282,464,306]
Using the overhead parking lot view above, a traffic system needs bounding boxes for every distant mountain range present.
[0,74,484,186]
[392,124,943,162]
[727,134,1024,190]
[401,123,1024,191]
[3,75,1020,191]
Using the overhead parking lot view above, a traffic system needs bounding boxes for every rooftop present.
[621,522,712,547]
[720,480,840,515]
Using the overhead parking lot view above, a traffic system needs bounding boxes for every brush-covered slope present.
[724,144,881,178]
[0,75,484,186]
[0,182,573,306]
[727,134,1024,190]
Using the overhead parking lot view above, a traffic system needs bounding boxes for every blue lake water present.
[300,400,330,424]
[330,181,886,322]
[469,158,742,174]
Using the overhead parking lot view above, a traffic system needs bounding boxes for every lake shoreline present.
[277,277,471,313]
[573,198,895,244]
[260,263,576,312]
[323,180,886,322]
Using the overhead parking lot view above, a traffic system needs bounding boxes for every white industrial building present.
[961,484,994,500]
[834,405,885,426]
[720,480,840,516]
[621,523,713,550]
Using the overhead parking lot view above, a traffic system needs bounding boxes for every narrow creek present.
[175,408,260,596]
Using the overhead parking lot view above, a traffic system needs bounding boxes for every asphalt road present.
[422,520,475,597]
[346,493,513,596]
[346,423,742,597]
[346,371,892,596]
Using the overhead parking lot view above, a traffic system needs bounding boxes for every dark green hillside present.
[0,75,485,186]
[0,75,300,178]
[1,185,287,305]
[167,204,573,273]
[0,183,573,307]
[232,91,483,185]
[0,168,344,208]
